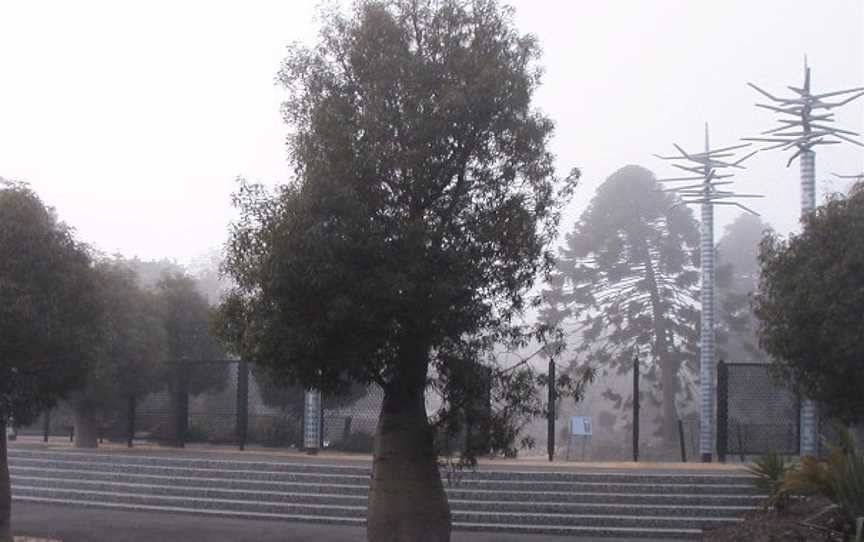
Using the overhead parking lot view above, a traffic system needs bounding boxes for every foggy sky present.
[1,0,862,264]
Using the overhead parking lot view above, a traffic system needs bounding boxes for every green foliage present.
[156,272,226,395]
[0,180,101,425]
[540,165,700,439]
[252,365,369,419]
[715,214,772,361]
[780,424,864,535]
[69,259,168,415]
[754,184,864,423]
[746,452,794,511]
[216,0,579,463]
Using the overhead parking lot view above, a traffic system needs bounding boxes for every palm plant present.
[746,452,794,511]
[782,423,864,540]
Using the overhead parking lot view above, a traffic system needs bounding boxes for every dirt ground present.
[703,499,849,542]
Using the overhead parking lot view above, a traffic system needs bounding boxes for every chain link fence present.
[18,360,382,453]
[717,361,800,459]
[25,358,802,462]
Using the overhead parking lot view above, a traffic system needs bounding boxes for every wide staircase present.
[8,447,762,539]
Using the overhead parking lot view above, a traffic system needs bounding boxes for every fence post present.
[320,393,325,449]
[176,363,189,448]
[303,389,322,454]
[716,360,728,463]
[236,360,249,451]
[42,410,50,442]
[633,355,640,462]
[678,419,687,463]
[127,395,136,448]
[547,358,556,462]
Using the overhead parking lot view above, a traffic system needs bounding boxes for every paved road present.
[12,502,669,542]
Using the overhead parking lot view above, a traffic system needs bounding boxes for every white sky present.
[1,0,862,264]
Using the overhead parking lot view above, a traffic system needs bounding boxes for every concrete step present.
[11,476,756,518]
[12,487,738,531]
[446,488,762,507]
[8,449,371,476]
[12,495,703,539]
[8,448,751,485]
[12,472,762,507]
[8,447,756,539]
[10,466,369,496]
[9,458,757,495]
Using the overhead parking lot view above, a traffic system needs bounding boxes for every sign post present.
[567,416,593,461]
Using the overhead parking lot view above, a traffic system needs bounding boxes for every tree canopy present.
[541,165,700,442]
[158,272,219,362]
[219,0,577,395]
[0,180,100,425]
[0,180,101,541]
[754,183,864,424]
[216,2,579,539]
[715,213,770,362]
[66,259,168,447]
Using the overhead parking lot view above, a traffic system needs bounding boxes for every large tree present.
[715,213,771,362]
[156,272,226,445]
[68,259,167,448]
[0,180,100,541]
[754,183,864,424]
[541,165,700,443]
[216,2,578,540]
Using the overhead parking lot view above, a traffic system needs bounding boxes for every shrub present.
[746,452,794,511]
[781,424,864,540]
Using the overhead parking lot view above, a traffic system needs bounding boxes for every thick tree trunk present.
[70,398,99,449]
[659,347,678,444]
[642,251,678,444]
[367,385,451,542]
[1,417,13,542]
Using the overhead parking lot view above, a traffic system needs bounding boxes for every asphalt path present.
[12,502,669,542]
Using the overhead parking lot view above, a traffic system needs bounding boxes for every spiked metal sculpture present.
[746,60,864,457]
[656,124,762,462]
[833,172,864,183]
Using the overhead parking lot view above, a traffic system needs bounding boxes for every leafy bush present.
[746,452,794,511]
[781,424,864,539]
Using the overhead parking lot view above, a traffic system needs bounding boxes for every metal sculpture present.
[656,123,762,462]
[745,60,864,457]
[833,172,864,183]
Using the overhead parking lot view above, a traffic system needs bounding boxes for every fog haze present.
[1,0,861,263]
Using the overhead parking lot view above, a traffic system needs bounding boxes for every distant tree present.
[215,2,585,540]
[715,214,771,362]
[541,165,700,443]
[67,259,167,448]
[754,184,864,424]
[127,254,226,307]
[157,272,225,378]
[156,272,226,445]
[0,180,100,541]
[125,257,185,290]
[188,248,232,305]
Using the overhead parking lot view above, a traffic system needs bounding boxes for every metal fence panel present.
[718,362,800,457]
[18,360,385,453]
